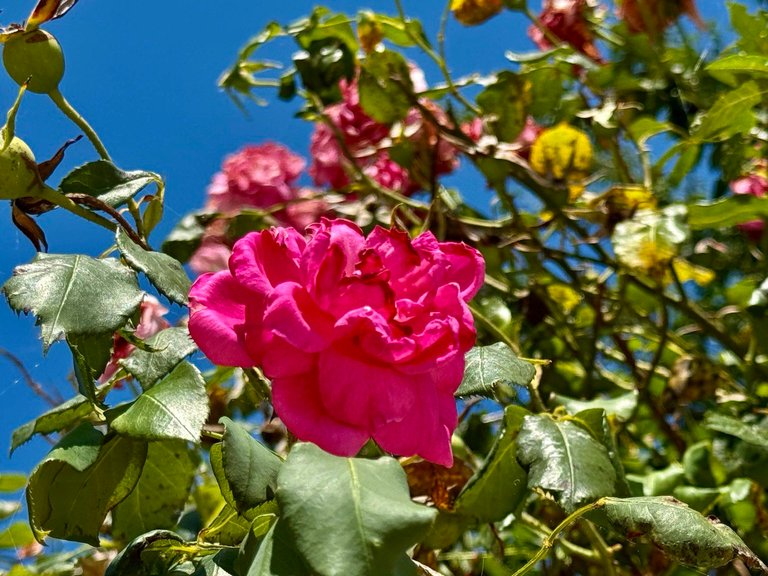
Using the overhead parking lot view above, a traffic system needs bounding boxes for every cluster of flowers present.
[452,0,703,61]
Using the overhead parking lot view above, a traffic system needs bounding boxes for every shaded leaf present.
[11,393,94,454]
[111,362,208,443]
[358,49,413,124]
[161,213,209,263]
[219,417,282,513]
[105,530,187,576]
[517,415,616,513]
[457,342,536,398]
[59,161,161,208]
[120,327,197,391]
[242,521,311,576]
[67,331,113,406]
[3,254,143,351]
[27,424,147,544]
[116,228,191,306]
[112,440,199,543]
[277,443,436,576]
[597,496,768,572]
[476,71,529,142]
[454,405,529,522]
[704,413,768,448]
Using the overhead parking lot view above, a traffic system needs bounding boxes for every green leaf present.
[3,254,144,351]
[476,71,528,142]
[11,394,95,454]
[59,161,162,208]
[111,362,208,443]
[112,440,199,543]
[691,82,762,143]
[27,425,147,545]
[219,417,282,512]
[0,500,21,520]
[688,195,768,230]
[376,15,426,48]
[199,503,252,546]
[116,228,191,306]
[628,463,685,497]
[707,54,768,86]
[68,331,113,405]
[454,405,529,523]
[0,473,27,492]
[161,213,209,263]
[120,327,197,391]
[0,522,35,549]
[457,342,536,398]
[571,409,631,497]
[277,443,436,576]
[517,415,617,513]
[704,413,768,448]
[627,116,676,145]
[358,49,413,124]
[242,521,311,576]
[105,530,187,576]
[553,391,638,422]
[597,496,768,572]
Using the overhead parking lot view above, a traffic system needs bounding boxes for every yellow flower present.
[451,0,504,26]
[530,121,593,200]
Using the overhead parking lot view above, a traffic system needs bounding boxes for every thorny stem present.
[48,89,112,162]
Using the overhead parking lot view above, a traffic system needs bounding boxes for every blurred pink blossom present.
[99,295,171,383]
[528,0,603,62]
[731,174,768,241]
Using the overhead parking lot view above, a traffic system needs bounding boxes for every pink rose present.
[309,75,461,196]
[205,143,326,231]
[99,295,171,383]
[732,174,768,241]
[188,218,485,466]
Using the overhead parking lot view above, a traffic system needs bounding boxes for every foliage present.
[1,0,768,575]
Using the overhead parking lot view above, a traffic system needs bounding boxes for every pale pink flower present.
[188,218,485,466]
[205,143,306,213]
[99,295,171,383]
[731,174,768,241]
[189,219,232,275]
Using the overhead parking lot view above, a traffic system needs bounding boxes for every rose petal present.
[272,372,369,456]
[264,282,334,353]
[229,228,305,297]
[189,271,253,367]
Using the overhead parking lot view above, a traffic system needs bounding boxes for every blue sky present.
[0,1,741,482]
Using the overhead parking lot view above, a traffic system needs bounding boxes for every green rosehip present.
[0,137,43,200]
[3,29,65,94]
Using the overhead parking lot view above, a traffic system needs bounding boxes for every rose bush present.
[188,218,484,465]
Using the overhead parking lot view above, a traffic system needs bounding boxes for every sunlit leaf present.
[517,414,617,513]
[457,342,536,398]
[3,254,143,351]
